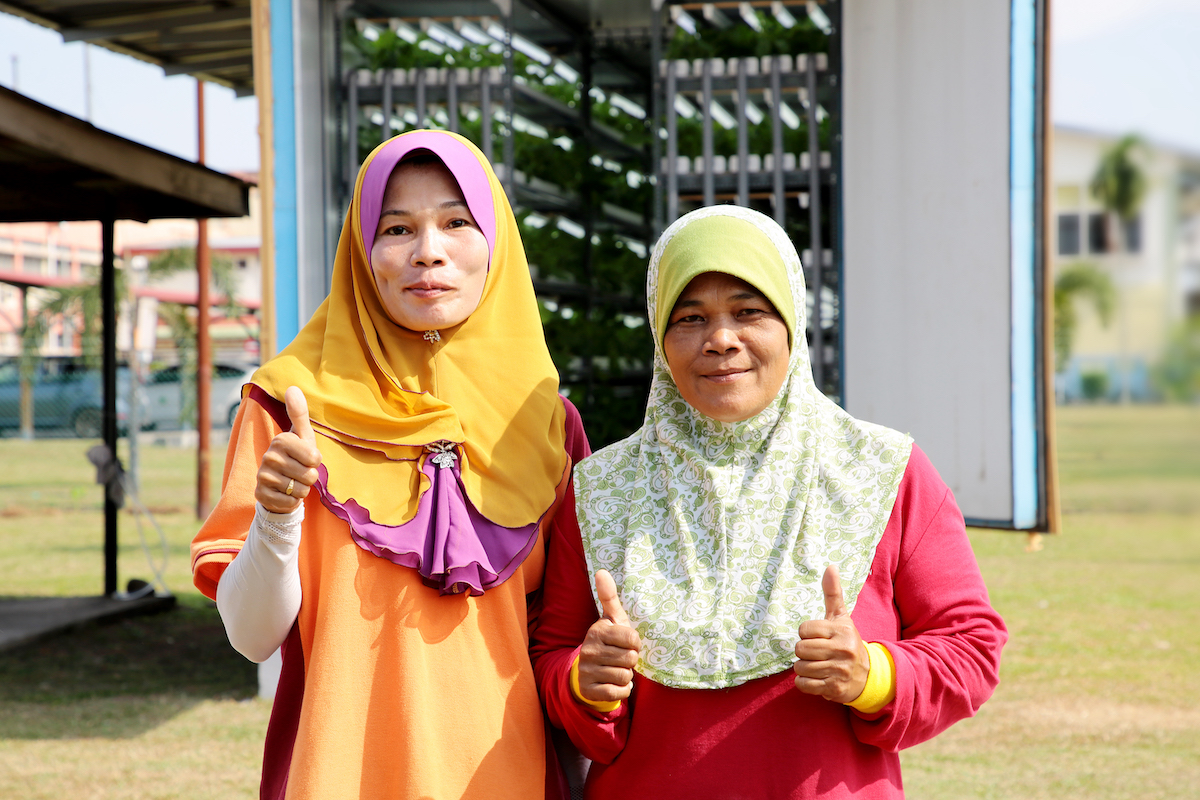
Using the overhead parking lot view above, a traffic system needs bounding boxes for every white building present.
[1051,125,1200,401]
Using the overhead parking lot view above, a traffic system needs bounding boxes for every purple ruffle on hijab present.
[314,453,541,597]
[247,385,542,596]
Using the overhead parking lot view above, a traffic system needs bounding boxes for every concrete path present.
[0,594,176,653]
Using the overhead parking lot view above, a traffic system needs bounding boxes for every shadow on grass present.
[0,595,256,740]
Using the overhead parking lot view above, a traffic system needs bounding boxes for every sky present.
[0,13,259,173]
[1052,0,1200,154]
[0,1,1198,172]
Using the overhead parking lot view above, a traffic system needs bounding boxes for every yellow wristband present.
[846,642,897,714]
[570,654,622,713]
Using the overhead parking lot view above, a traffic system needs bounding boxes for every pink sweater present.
[531,444,1007,799]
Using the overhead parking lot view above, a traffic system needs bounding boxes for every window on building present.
[1057,214,1081,255]
[22,256,46,275]
[1088,213,1108,254]
[1122,215,1141,253]
[55,249,73,275]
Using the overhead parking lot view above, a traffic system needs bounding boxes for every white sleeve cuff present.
[215,502,304,663]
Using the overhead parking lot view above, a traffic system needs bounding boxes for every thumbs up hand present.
[576,569,641,705]
[256,386,323,514]
[793,565,871,703]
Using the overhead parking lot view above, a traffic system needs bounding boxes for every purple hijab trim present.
[358,131,498,267]
[316,458,541,597]
[248,385,544,596]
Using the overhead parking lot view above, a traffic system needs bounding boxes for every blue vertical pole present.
[270,0,299,347]
[1010,0,1039,529]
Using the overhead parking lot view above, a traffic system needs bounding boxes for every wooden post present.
[196,79,213,520]
[1040,0,1061,537]
[252,0,276,361]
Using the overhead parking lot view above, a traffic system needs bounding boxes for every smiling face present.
[662,271,791,422]
[369,159,491,331]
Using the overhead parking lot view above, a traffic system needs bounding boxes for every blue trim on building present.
[270,0,299,347]
[1010,0,1039,529]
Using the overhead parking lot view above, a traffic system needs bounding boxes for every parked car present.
[138,363,258,430]
[0,357,130,438]
[218,364,258,428]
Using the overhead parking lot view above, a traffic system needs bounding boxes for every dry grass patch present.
[902,697,1200,800]
[1,697,269,800]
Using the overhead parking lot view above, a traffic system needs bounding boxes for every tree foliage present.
[1153,316,1200,402]
[18,248,248,428]
[1090,134,1148,222]
[146,248,241,319]
[665,12,827,60]
[146,248,249,427]
[19,280,108,382]
[1054,263,1115,372]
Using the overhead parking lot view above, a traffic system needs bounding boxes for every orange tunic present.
[194,397,584,800]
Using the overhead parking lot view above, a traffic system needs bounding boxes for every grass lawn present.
[901,404,1200,799]
[1,405,1198,798]
[0,434,264,799]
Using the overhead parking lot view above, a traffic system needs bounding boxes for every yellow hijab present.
[249,130,566,530]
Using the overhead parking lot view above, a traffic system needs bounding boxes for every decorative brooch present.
[423,330,441,343]
[425,440,458,470]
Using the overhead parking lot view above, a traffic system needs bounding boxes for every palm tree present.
[1088,134,1149,402]
[19,281,107,372]
[1089,134,1147,253]
[18,247,247,431]
[140,247,247,427]
[15,281,109,437]
[1054,262,1115,375]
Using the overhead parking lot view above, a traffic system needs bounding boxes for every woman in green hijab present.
[531,206,1006,799]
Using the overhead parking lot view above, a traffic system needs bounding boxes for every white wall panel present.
[842,0,1043,526]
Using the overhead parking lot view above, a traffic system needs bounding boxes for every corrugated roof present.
[0,1,254,95]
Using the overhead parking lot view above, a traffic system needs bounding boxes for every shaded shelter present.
[0,0,254,95]
[0,85,249,610]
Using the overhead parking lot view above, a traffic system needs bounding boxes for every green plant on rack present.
[662,6,840,398]
[666,9,828,61]
[665,10,834,161]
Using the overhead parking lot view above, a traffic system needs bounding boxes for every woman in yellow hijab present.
[191,130,589,800]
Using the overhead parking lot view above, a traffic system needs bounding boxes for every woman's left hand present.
[793,565,871,704]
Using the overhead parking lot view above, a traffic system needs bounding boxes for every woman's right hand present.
[576,569,641,704]
[255,386,322,514]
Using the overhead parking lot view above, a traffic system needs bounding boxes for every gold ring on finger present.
[285,478,296,496]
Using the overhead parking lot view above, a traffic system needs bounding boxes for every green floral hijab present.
[575,206,913,690]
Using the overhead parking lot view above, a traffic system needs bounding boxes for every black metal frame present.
[652,1,843,400]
